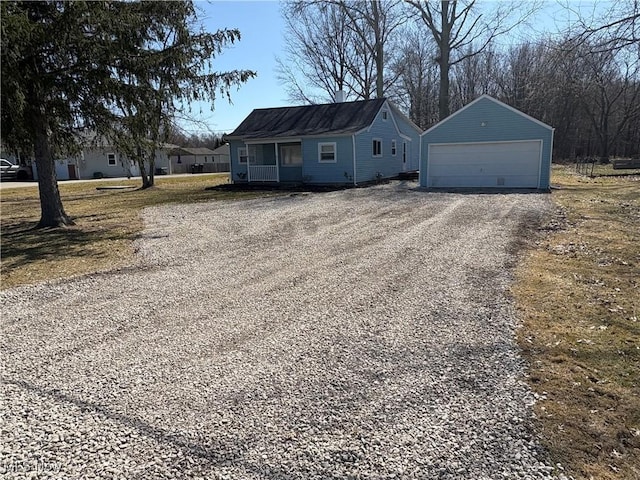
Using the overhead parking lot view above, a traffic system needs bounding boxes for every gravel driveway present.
[1,182,558,479]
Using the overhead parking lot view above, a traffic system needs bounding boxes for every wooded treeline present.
[166,130,228,150]
[278,0,640,162]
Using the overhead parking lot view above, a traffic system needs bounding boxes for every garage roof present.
[422,95,553,136]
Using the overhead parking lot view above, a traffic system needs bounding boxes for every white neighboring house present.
[78,144,174,179]
[169,146,229,174]
[28,157,80,181]
[31,143,177,180]
[211,143,230,171]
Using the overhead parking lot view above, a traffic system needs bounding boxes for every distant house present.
[31,142,175,180]
[79,145,173,178]
[2,143,80,180]
[169,147,228,174]
[227,98,422,185]
[420,95,553,190]
[211,143,230,170]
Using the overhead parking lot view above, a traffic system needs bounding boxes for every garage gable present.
[420,95,554,189]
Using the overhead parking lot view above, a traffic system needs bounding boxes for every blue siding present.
[229,139,247,183]
[403,140,415,171]
[354,105,404,183]
[301,136,354,184]
[230,99,424,185]
[420,96,553,189]
[280,165,303,182]
[391,110,422,171]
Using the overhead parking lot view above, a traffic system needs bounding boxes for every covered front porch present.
[245,141,302,183]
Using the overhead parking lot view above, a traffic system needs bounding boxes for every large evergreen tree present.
[1,1,254,227]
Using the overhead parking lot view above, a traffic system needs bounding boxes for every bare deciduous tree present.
[577,47,640,162]
[450,44,500,109]
[334,0,406,98]
[405,0,539,119]
[277,2,357,103]
[277,0,405,103]
[568,0,640,53]
[388,31,439,128]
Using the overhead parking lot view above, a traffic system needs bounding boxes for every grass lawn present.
[514,164,640,479]
[0,174,273,289]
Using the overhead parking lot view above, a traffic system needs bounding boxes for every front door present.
[402,142,407,172]
[68,164,77,179]
[279,143,303,182]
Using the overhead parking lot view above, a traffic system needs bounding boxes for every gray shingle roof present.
[212,144,230,155]
[228,99,386,139]
[170,147,216,155]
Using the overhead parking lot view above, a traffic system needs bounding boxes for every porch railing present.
[248,165,278,182]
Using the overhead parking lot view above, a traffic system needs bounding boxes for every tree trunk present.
[139,161,152,189]
[599,139,610,163]
[372,0,385,99]
[33,111,74,228]
[137,144,154,189]
[147,150,155,188]
[438,1,452,120]
[599,107,610,164]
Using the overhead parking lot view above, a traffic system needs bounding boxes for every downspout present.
[547,129,555,190]
[352,134,357,186]
[418,134,422,186]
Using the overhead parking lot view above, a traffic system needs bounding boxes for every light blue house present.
[227,98,421,185]
[420,95,554,190]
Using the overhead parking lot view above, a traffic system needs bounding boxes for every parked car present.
[0,158,20,180]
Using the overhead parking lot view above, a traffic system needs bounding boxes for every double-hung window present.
[238,147,248,164]
[391,140,397,156]
[318,142,336,163]
[107,153,117,166]
[372,139,382,157]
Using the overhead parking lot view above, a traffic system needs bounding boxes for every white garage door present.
[427,140,542,188]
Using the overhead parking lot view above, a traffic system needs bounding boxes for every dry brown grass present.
[514,165,640,479]
[0,174,271,289]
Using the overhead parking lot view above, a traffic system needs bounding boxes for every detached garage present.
[420,95,553,190]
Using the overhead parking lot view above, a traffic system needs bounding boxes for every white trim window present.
[281,144,303,167]
[391,139,397,156]
[372,139,382,157]
[238,147,248,164]
[382,111,388,120]
[318,142,336,163]
[107,153,117,166]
